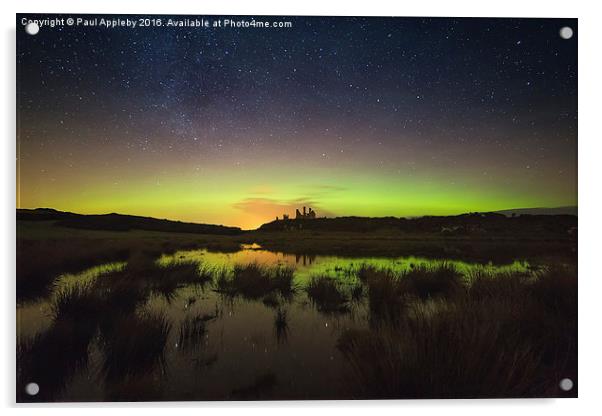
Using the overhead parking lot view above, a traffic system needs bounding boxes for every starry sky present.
[17,15,577,229]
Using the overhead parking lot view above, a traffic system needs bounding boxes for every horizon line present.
[17,205,579,230]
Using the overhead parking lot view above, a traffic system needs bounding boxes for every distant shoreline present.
[17,207,577,236]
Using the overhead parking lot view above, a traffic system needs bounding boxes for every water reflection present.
[274,309,289,345]
[158,246,532,284]
[295,254,316,266]
[17,244,547,401]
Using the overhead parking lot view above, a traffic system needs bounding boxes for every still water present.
[17,244,533,401]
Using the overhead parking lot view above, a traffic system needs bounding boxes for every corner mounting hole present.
[559,26,573,40]
[25,382,39,396]
[25,22,40,36]
[559,378,573,391]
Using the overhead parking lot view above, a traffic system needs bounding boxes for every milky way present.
[17,15,577,229]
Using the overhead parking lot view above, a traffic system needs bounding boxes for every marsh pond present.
[17,240,577,401]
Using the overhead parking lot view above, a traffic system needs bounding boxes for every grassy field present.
[17,219,575,301]
[17,221,243,300]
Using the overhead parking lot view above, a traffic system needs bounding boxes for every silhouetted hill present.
[17,208,578,238]
[493,206,577,217]
[258,212,577,238]
[17,208,242,235]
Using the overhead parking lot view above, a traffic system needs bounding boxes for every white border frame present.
[3,1,600,414]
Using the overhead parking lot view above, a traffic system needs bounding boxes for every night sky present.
[17,15,577,229]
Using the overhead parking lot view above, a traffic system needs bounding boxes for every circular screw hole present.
[559,26,573,40]
[25,382,39,396]
[25,22,40,36]
[559,378,574,391]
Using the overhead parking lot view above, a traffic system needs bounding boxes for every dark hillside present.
[17,208,242,235]
[258,212,577,238]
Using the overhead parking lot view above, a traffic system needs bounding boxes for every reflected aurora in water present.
[157,245,532,284]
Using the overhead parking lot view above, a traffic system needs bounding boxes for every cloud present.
[232,197,336,219]
[230,184,345,228]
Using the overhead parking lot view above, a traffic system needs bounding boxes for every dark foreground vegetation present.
[17,253,211,402]
[336,264,577,398]
[17,250,576,401]
[215,263,295,301]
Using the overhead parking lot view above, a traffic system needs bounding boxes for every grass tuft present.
[306,276,349,313]
[178,313,216,351]
[100,312,172,382]
[215,263,295,300]
[402,263,464,299]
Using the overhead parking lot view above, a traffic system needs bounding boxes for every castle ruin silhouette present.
[275,206,316,221]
